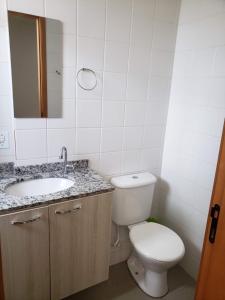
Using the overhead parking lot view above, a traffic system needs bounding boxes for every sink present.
[5,178,74,197]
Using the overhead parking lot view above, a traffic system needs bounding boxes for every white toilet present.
[111,172,185,298]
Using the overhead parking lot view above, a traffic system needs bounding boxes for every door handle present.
[209,204,220,243]
[55,204,82,215]
[11,215,41,225]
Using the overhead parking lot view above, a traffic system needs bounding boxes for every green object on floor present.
[146,217,159,223]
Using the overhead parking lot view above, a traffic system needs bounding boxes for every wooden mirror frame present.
[8,11,48,118]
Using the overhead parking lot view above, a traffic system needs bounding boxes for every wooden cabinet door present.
[49,193,112,300]
[0,207,50,300]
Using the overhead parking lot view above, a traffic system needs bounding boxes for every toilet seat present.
[129,222,185,262]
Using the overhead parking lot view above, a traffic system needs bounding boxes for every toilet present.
[111,172,185,298]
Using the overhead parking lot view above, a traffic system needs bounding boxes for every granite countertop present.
[0,160,114,214]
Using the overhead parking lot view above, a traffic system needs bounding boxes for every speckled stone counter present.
[0,160,114,214]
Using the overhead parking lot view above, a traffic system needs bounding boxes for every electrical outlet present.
[0,130,9,149]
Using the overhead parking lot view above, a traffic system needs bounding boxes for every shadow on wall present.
[157,179,202,278]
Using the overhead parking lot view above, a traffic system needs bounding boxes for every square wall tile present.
[122,150,140,174]
[131,0,155,44]
[78,0,106,39]
[77,37,105,71]
[76,128,101,154]
[140,148,162,171]
[76,100,101,127]
[47,100,76,129]
[45,0,77,34]
[124,127,143,150]
[47,128,76,157]
[129,43,151,73]
[125,102,146,126]
[105,41,129,73]
[100,151,122,175]
[62,34,76,67]
[192,48,215,76]
[106,0,132,42]
[102,102,125,127]
[103,72,126,101]
[126,72,149,101]
[173,50,194,76]
[148,76,171,102]
[7,0,45,16]
[143,125,165,148]
[15,129,46,159]
[145,101,169,125]
[151,51,174,76]
[101,127,123,152]
[14,118,46,130]
[62,67,76,99]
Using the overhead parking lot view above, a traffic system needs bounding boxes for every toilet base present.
[127,254,168,298]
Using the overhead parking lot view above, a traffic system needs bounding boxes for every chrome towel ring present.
[76,68,97,91]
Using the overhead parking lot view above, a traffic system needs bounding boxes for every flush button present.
[132,175,138,179]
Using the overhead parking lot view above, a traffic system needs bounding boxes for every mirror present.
[8,11,62,118]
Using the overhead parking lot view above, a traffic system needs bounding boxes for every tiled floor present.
[65,262,195,300]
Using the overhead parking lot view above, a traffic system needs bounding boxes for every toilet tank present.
[111,172,157,226]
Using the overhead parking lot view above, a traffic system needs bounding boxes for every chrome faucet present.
[59,146,74,176]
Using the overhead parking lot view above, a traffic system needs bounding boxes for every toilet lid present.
[129,223,185,262]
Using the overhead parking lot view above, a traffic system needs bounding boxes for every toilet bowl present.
[128,222,185,297]
[111,172,185,298]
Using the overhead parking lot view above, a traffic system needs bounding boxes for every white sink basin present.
[5,178,74,197]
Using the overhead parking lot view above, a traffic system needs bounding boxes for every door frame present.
[195,121,225,299]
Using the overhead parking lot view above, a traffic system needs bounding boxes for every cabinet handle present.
[55,204,82,215]
[11,215,41,225]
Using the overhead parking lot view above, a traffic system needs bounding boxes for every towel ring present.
[76,68,97,91]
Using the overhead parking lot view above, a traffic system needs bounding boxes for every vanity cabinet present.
[49,194,112,300]
[0,207,50,300]
[0,192,112,300]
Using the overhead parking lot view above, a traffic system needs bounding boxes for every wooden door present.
[0,207,50,300]
[195,124,225,300]
[49,193,112,300]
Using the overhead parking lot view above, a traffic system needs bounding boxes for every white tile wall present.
[102,102,125,128]
[76,128,101,154]
[47,128,76,157]
[15,129,47,160]
[101,128,123,153]
[160,0,225,280]
[103,72,127,101]
[0,0,180,266]
[1,0,179,173]
[7,0,45,16]
[106,0,132,43]
[77,0,106,39]
[76,100,101,128]
[104,41,129,73]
